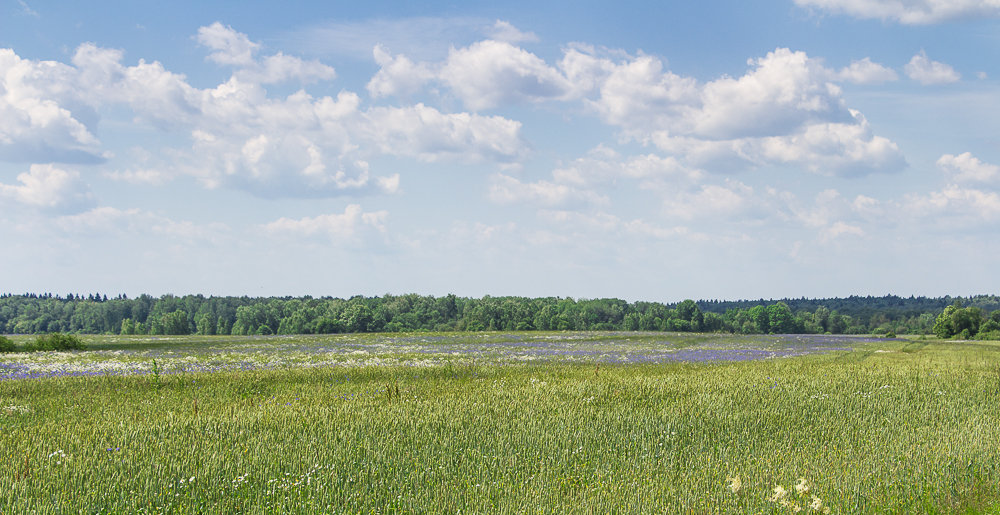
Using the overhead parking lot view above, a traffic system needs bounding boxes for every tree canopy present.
[1,292,996,338]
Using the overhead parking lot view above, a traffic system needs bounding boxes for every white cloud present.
[693,48,851,139]
[489,146,703,210]
[0,164,95,213]
[197,22,260,66]
[367,45,435,99]
[836,58,898,84]
[0,49,106,163]
[363,103,526,163]
[793,0,1000,24]
[489,20,539,43]
[262,204,388,240]
[662,179,759,221]
[937,152,1000,183]
[359,36,902,178]
[440,40,573,110]
[103,168,170,185]
[905,51,960,85]
[653,110,905,177]
[905,185,1000,220]
[571,47,904,176]
[3,28,532,199]
[820,221,865,242]
[584,52,698,132]
[756,110,905,176]
[54,206,230,242]
[489,173,609,207]
[197,23,335,84]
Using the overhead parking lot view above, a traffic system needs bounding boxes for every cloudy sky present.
[1,0,999,301]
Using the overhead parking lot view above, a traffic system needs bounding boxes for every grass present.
[1,333,998,513]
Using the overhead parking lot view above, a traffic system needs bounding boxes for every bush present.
[26,333,86,352]
[975,330,1000,341]
[0,336,15,353]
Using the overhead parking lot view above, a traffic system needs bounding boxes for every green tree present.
[933,305,957,339]
[767,303,794,334]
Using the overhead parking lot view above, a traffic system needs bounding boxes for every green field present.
[1,333,999,513]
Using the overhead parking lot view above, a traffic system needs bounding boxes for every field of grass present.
[1,332,999,513]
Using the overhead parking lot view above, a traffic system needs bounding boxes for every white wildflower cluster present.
[168,476,197,497]
[266,464,331,494]
[769,478,830,513]
[727,475,742,493]
[47,449,70,466]
[2,404,32,414]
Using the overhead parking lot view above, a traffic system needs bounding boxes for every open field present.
[2,333,999,513]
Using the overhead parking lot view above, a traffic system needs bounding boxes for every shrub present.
[975,330,1000,341]
[0,336,15,353]
[26,333,86,352]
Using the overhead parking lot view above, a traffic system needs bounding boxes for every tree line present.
[1,292,996,337]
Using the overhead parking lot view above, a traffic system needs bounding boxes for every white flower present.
[795,478,810,495]
[727,475,742,493]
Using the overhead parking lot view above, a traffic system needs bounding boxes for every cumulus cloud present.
[662,180,760,221]
[905,51,961,84]
[489,146,703,210]
[905,185,1000,221]
[836,58,898,84]
[0,23,536,199]
[197,22,260,66]
[937,152,1000,183]
[261,204,388,241]
[566,47,906,176]
[693,49,852,139]
[361,29,903,178]
[0,164,95,213]
[197,23,335,84]
[440,40,574,110]
[793,0,1000,24]
[0,49,106,163]
[490,20,539,43]
[363,103,526,163]
[755,110,906,176]
[367,45,435,98]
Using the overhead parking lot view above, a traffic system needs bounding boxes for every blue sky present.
[1,0,999,301]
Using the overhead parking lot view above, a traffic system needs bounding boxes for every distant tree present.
[748,305,769,334]
[933,305,957,338]
[767,303,794,334]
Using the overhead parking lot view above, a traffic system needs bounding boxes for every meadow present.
[1,332,998,513]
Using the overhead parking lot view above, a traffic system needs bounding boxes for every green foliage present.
[1,292,997,338]
[0,335,14,353]
[25,332,86,351]
[1,337,999,511]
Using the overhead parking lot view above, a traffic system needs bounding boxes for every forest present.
[1,292,998,339]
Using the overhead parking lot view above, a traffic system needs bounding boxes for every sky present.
[1,0,999,302]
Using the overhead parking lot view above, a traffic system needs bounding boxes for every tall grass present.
[0,337,998,512]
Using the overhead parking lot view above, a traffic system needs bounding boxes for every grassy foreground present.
[1,336,999,513]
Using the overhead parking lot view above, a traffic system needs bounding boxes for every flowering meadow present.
[1,332,998,512]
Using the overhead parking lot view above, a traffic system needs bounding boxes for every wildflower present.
[771,485,788,502]
[810,495,824,511]
[727,475,742,493]
[795,478,810,495]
